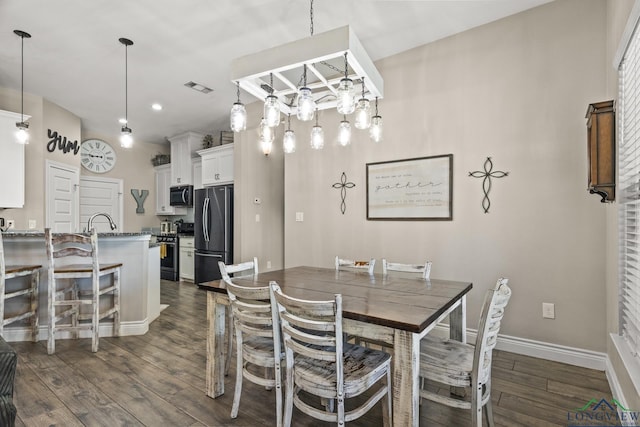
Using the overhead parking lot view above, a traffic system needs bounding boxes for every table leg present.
[449,295,466,343]
[393,329,420,427]
[206,292,227,398]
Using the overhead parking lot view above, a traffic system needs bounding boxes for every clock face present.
[80,139,117,173]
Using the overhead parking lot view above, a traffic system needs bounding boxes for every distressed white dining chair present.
[45,228,121,354]
[219,258,259,375]
[382,259,432,279]
[0,232,40,341]
[225,281,283,426]
[418,278,511,427]
[335,256,375,275]
[270,281,392,426]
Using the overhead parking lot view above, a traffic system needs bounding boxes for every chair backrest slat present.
[225,281,273,337]
[382,259,432,279]
[335,256,375,275]
[219,258,258,284]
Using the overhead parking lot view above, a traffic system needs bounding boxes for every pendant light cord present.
[20,33,24,123]
[125,43,128,124]
[310,0,314,36]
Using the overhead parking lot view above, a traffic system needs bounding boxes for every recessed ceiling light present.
[152,103,162,111]
[118,118,127,124]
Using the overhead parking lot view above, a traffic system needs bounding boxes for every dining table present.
[203,265,472,427]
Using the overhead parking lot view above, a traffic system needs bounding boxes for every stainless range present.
[157,233,179,281]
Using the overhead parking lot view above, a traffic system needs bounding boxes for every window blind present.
[619,23,640,360]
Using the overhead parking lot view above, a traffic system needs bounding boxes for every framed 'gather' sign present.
[366,154,453,220]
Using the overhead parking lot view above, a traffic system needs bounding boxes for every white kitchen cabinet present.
[155,164,186,215]
[192,157,203,190]
[169,131,203,186]
[198,144,234,186]
[179,236,195,282]
[0,110,26,208]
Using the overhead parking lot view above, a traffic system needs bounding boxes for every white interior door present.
[46,160,79,232]
[79,176,123,232]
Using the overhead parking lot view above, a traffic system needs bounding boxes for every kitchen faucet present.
[86,213,117,232]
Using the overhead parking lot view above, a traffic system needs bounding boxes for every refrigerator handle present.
[202,197,209,242]
[195,252,223,258]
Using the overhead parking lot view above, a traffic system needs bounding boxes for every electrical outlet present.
[295,212,304,222]
[6,220,15,229]
[267,261,272,269]
[542,303,555,319]
[28,219,36,229]
[255,214,260,222]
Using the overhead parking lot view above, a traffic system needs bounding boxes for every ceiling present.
[0,0,552,145]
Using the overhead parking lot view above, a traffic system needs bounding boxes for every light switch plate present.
[295,212,304,222]
[542,303,555,319]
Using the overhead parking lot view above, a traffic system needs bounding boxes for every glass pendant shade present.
[296,87,315,121]
[336,78,355,114]
[310,125,324,150]
[259,118,274,155]
[283,129,296,154]
[354,98,371,130]
[370,115,383,143]
[338,119,352,146]
[120,126,133,148]
[15,122,29,144]
[230,102,247,132]
[264,95,280,127]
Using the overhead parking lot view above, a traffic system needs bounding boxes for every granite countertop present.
[2,231,152,238]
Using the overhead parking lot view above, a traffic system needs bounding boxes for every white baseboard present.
[2,319,149,342]
[432,324,607,370]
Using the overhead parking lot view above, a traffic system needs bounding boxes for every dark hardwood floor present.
[10,280,616,426]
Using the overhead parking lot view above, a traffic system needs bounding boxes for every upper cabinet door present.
[199,144,234,187]
[0,110,26,208]
[169,131,203,186]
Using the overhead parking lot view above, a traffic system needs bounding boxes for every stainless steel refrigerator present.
[194,185,233,285]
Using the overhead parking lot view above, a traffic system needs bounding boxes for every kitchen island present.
[2,231,158,342]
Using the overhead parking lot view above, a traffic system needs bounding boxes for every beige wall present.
[605,0,639,410]
[81,130,169,232]
[0,86,167,232]
[282,0,610,351]
[234,102,285,272]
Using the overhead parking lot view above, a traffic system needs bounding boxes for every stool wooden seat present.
[0,233,40,342]
[45,228,121,354]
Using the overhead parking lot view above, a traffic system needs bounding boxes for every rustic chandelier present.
[229,0,383,154]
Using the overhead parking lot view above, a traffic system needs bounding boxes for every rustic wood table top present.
[202,265,472,333]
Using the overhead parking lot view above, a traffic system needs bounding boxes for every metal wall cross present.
[468,157,509,213]
[332,172,355,215]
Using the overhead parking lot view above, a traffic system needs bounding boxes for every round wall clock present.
[80,139,117,173]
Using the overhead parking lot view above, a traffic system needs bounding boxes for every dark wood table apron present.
[203,266,472,427]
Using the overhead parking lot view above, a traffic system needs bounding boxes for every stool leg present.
[30,271,39,343]
[92,275,99,353]
[48,274,55,355]
[71,279,79,340]
[0,276,5,338]
[113,268,120,337]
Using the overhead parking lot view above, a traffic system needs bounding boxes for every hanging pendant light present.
[230,81,247,132]
[336,52,355,115]
[283,114,296,154]
[259,117,274,156]
[370,97,383,143]
[119,37,134,148]
[354,77,371,130]
[337,115,351,146]
[14,30,31,145]
[264,73,280,127]
[297,64,315,121]
[310,109,324,150]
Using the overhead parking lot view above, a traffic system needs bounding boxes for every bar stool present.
[45,228,122,354]
[0,233,40,342]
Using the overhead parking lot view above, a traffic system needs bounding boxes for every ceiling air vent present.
[184,81,213,94]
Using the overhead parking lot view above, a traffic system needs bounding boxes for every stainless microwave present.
[169,185,193,207]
